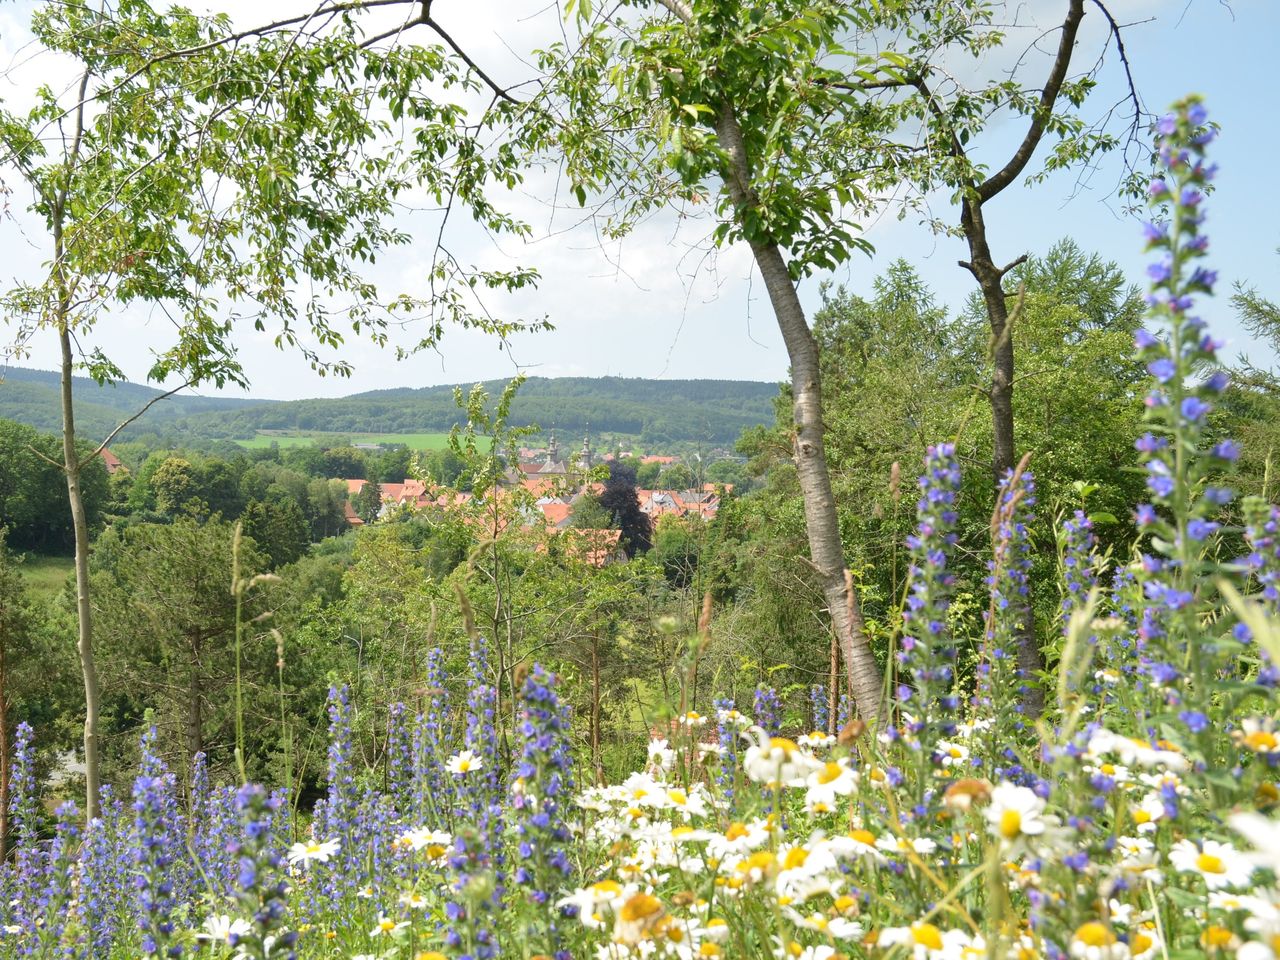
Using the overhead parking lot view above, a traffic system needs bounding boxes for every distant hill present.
[0,368,779,445]
[0,367,268,439]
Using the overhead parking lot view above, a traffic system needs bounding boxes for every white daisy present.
[1168,838,1254,890]
[985,783,1054,852]
[286,838,340,866]
[195,914,251,945]
[446,750,484,776]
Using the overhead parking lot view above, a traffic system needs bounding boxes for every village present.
[340,432,729,566]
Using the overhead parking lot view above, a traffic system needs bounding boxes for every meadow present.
[14,554,74,601]
[5,100,1280,960]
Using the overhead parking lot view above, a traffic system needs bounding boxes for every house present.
[538,502,574,529]
[637,487,721,521]
[536,528,627,568]
[564,528,627,568]
[99,448,124,475]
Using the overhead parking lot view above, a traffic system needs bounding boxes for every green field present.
[17,554,75,600]
[349,433,462,450]
[234,433,319,449]
[234,431,475,451]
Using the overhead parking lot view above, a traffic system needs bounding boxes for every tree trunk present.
[47,68,102,820]
[60,320,102,820]
[590,635,603,784]
[827,625,839,736]
[961,199,1045,718]
[714,104,884,723]
[186,637,203,766]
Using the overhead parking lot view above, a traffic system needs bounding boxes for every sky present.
[0,0,1276,402]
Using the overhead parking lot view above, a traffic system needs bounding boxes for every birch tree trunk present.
[59,318,102,820]
[714,104,884,722]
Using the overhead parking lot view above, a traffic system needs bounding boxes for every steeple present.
[547,430,560,464]
[580,428,593,469]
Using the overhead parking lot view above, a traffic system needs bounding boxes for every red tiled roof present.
[540,502,573,528]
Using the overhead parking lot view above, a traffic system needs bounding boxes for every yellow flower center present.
[591,880,621,896]
[619,893,663,922]
[783,848,809,871]
[1073,923,1116,948]
[849,829,876,846]
[999,809,1023,839]
[770,737,799,755]
[738,851,776,874]
[833,895,857,915]
[458,758,472,771]
[1202,926,1234,948]
[700,945,723,957]
[818,762,844,785]
[668,790,689,806]
[1196,852,1225,874]
[911,923,944,951]
[1245,731,1278,751]
[1131,933,1153,955]
[725,822,749,841]
[1132,810,1151,824]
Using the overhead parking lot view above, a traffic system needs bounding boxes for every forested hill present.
[0,366,265,439]
[0,368,779,444]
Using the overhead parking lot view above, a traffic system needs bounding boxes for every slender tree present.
[885,0,1146,713]
[0,0,543,815]
[539,0,960,720]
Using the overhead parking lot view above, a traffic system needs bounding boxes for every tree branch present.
[1089,0,1144,122]
[998,254,1028,278]
[654,0,694,25]
[975,0,1085,202]
[92,380,193,458]
[26,444,64,470]
[422,16,518,104]
[913,75,969,164]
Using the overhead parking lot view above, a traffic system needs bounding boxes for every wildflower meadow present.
[6,97,1280,960]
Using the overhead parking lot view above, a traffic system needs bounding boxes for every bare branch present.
[998,254,1029,278]
[26,443,64,470]
[91,380,193,458]
[422,15,518,104]
[1089,0,1145,122]
[976,0,1085,202]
